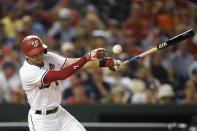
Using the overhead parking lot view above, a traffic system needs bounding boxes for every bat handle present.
[123,56,140,64]
[123,47,158,65]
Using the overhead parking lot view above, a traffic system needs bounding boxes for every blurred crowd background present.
[1,0,197,106]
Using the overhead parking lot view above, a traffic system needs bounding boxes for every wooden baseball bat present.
[123,29,195,64]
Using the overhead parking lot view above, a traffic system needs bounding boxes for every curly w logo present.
[32,40,39,47]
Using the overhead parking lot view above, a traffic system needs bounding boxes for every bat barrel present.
[123,29,195,65]
[158,29,195,50]
[167,29,194,44]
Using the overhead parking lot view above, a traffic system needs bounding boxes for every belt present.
[35,107,58,115]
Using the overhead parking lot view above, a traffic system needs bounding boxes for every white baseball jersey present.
[19,52,67,110]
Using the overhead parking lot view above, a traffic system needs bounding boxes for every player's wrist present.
[99,57,114,67]
[84,53,91,61]
[99,58,123,71]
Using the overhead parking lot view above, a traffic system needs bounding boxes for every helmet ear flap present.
[44,49,47,54]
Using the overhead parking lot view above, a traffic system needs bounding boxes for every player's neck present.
[27,59,44,67]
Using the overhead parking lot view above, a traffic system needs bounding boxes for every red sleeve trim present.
[41,70,49,85]
[60,58,67,69]
[43,57,87,84]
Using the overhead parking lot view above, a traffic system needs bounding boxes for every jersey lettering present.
[39,83,51,89]
[49,63,59,86]
[49,63,55,70]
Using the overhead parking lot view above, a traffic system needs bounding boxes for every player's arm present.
[66,58,99,69]
[43,48,116,84]
[66,57,120,71]
[43,57,87,84]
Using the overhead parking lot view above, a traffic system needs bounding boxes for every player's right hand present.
[108,59,123,71]
[84,48,106,61]
[111,59,123,71]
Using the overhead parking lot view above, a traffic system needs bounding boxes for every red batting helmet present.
[22,35,47,56]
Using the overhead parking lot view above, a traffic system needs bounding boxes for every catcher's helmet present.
[22,35,47,56]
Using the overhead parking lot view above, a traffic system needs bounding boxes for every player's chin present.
[37,62,44,67]
[35,60,44,66]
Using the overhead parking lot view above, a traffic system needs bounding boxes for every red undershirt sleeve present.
[43,57,87,84]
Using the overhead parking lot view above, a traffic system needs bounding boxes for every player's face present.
[27,51,44,67]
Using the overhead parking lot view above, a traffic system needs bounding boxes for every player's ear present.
[24,55,29,59]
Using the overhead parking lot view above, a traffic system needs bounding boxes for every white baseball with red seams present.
[112,44,122,55]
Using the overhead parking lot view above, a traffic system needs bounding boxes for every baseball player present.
[19,35,122,131]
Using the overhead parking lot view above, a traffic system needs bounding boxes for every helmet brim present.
[26,44,47,56]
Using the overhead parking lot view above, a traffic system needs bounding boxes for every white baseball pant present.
[28,105,86,131]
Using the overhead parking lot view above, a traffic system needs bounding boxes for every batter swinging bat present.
[123,29,195,64]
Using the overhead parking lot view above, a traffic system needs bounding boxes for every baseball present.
[112,44,122,55]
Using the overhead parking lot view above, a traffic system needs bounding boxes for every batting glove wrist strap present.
[82,56,88,62]
[99,59,106,67]
[99,57,114,67]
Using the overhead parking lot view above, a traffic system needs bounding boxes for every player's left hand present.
[84,48,106,61]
